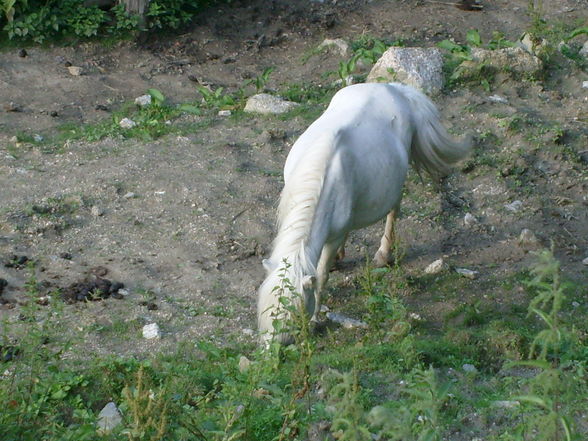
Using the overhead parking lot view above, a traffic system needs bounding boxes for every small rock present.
[59,252,72,260]
[488,94,508,104]
[572,301,580,308]
[4,102,22,112]
[134,94,152,107]
[582,81,588,90]
[97,402,122,434]
[424,258,446,275]
[582,257,588,266]
[119,118,137,129]
[318,38,350,57]
[463,213,477,227]
[33,134,43,143]
[518,228,540,247]
[142,323,161,339]
[18,49,27,58]
[326,312,368,329]
[238,355,251,373]
[123,192,136,199]
[91,206,104,217]
[116,288,130,297]
[218,110,232,116]
[67,66,83,76]
[580,41,588,58]
[504,200,523,213]
[242,328,255,336]
[455,268,478,279]
[462,363,478,373]
[244,93,299,114]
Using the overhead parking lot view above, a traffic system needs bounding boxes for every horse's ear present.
[302,275,316,290]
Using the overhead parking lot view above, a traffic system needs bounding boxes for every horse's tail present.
[396,84,471,180]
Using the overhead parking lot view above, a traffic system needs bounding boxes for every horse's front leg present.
[313,237,345,322]
[373,209,397,268]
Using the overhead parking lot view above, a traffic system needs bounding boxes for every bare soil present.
[1,0,587,358]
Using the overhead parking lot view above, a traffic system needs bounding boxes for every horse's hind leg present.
[335,233,348,262]
[373,209,397,268]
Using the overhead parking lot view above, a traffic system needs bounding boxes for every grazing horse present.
[257,82,471,343]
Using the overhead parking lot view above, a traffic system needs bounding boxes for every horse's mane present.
[269,132,336,274]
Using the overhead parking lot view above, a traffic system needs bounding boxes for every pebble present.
[463,213,477,226]
[492,400,520,409]
[326,312,368,329]
[142,323,161,339]
[583,81,588,90]
[424,258,446,275]
[67,66,83,76]
[91,206,104,217]
[504,200,523,213]
[582,257,588,266]
[318,38,350,57]
[488,94,508,104]
[518,228,540,247]
[123,192,136,199]
[218,110,232,116]
[33,134,43,143]
[572,301,580,308]
[455,268,478,279]
[462,363,478,373]
[134,94,152,107]
[119,118,137,129]
[97,402,122,433]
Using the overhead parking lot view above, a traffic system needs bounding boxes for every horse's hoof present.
[372,252,390,268]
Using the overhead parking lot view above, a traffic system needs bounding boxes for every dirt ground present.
[1,0,587,358]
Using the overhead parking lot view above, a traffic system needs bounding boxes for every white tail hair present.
[395,84,472,180]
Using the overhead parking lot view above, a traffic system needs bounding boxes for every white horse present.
[257,82,471,343]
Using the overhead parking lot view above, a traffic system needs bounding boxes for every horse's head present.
[258,258,317,345]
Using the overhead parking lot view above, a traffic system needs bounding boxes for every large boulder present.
[367,47,444,95]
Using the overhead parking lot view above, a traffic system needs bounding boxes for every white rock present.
[367,47,444,95]
[488,94,508,104]
[572,301,580,308]
[123,192,136,199]
[244,94,299,114]
[318,38,350,57]
[117,288,130,296]
[119,118,137,129]
[97,402,122,433]
[33,134,44,142]
[67,66,83,76]
[455,268,478,279]
[91,206,104,217]
[424,258,446,275]
[134,94,152,107]
[467,47,542,77]
[142,323,161,339]
[462,363,478,373]
[463,213,477,226]
[582,81,588,90]
[582,257,588,266]
[326,312,368,329]
[218,110,232,116]
[242,328,255,336]
[504,200,523,212]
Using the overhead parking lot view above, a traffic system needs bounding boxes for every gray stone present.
[134,94,152,107]
[318,38,350,57]
[367,47,444,95]
[238,355,251,373]
[518,228,540,247]
[488,94,508,104]
[97,402,122,433]
[582,257,588,266]
[492,400,520,409]
[424,258,446,275]
[326,312,368,329]
[91,206,104,217]
[218,110,232,117]
[463,213,477,227]
[33,134,44,143]
[123,192,136,199]
[119,118,137,129]
[462,363,478,373]
[580,41,588,58]
[458,47,542,79]
[455,268,478,279]
[244,94,299,114]
[504,200,523,213]
[582,81,588,90]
